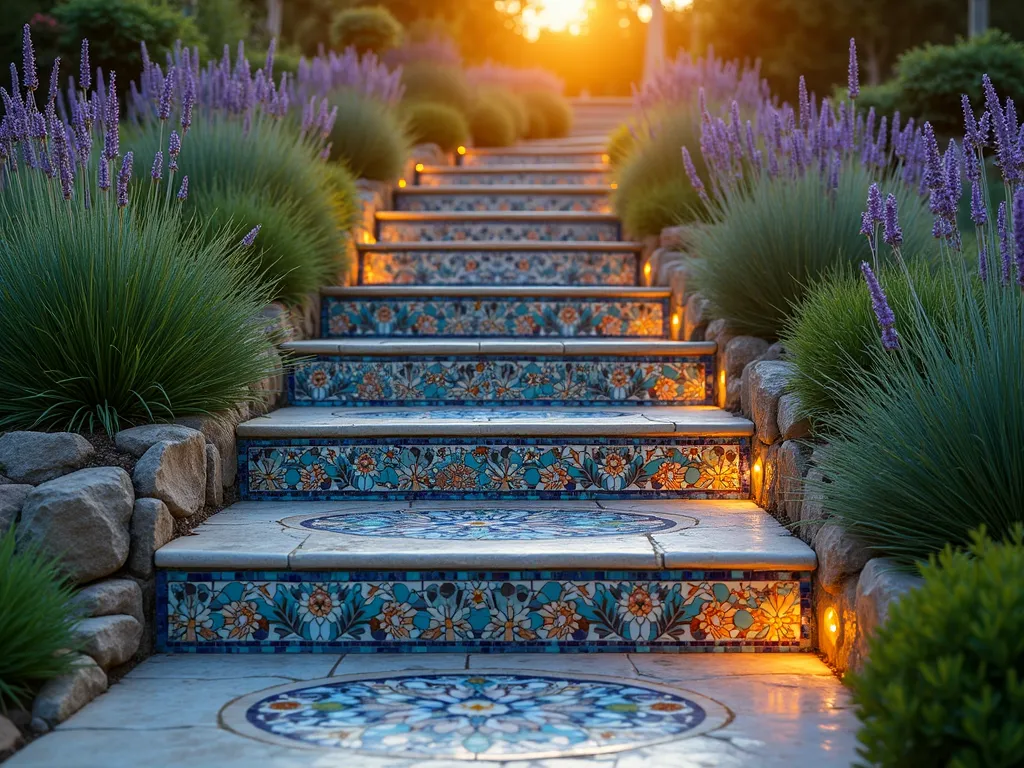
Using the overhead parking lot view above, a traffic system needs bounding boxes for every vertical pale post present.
[267,0,283,37]
[642,0,666,85]
[968,0,989,36]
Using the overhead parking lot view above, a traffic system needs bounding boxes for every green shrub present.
[0,174,277,434]
[613,109,706,237]
[129,117,352,303]
[849,526,1024,766]
[895,30,1024,137]
[479,86,528,138]
[813,275,1024,564]
[467,95,517,147]
[849,80,905,118]
[692,163,932,339]
[53,0,204,87]
[194,0,250,54]
[401,63,472,115]
[327,88,409,181]
[522,89,572,139]
[402,100,469,153]
[0,528,83,710]
[607,122,636,167]
[329,5,403,55]
[783,264,962,430]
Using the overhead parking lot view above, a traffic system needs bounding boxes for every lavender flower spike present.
[151,150,163,181]
[681,147,710,205]
[883,194,903,247]
[104,73,119,160]
[97,156,111,191]
[861,261,900,350]
[240,224,261,247]
[847,38,859,100]
[970,178,987,226]
[177,175,189,201]
[1014,188,1024,286]
[866,182,883,223]
[998,200,1011,285]
[978,246,989,282]
[158,68,174,120]
[80,39,91,92]
[22,25,37,91]
[116,151,132,208]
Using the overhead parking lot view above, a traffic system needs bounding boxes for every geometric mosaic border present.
[394,192,611,213]
[417,171,612,187]
[376,219,622,244]
[157,569,811,653]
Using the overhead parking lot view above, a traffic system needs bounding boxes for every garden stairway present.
[153,126,816,654]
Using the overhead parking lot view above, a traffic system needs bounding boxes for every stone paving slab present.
[283,338,717,357]
[8,653,857,767]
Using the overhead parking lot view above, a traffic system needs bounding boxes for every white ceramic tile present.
[154,525,308,569]
[124,653,343,681]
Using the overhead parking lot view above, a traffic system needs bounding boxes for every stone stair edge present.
[281,338,716,356]
[320,285,671,297]
[375,210,618,221]
[357,240,642,252]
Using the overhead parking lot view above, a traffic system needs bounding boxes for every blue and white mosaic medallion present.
[222,672,728,760]
[284,508,687,540]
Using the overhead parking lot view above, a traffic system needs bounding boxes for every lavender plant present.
[0,29,278,434]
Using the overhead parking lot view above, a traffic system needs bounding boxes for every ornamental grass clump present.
[467,95,517,148]
[0,30,277,433]
[849,527,1024,767]
[521,89,572,139]
[0,529,83,711]
[326,88,409,181]
[402,100,469,154]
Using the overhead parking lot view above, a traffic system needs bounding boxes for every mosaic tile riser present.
[158,570,811,652]
[461,154,605,166]
[395,193,611,213]
[288,356,715,407]
[417,172,611,187]
[239,437,750,501]
[322,296,670,338]
[376,219,621,243]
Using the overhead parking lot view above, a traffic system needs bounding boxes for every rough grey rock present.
[0,484,32,534]
[796,468,829,545]
[815,523,873,595]
[704,318,733,350]
[175,408,243,487]
[815,572,859,673]
[660,225,688,250]
[0,432,94,484]
[132,433,207,519]
[746,361,795,444]
[205,444,223,507]
[128,498,174,578]
[0,714,22,757]
[32,655,107,726]
[115,424,202,459]
[853,559,923,672]
[684,293,709,341]
[18,468,134,585]
[70,579,143,624]
[724,336,770,380]
[725,378,744,412]
[777,393,811,440]
[71,615,142,670]
[762,341,786,361]
[666,261,693,301]
[775,440,810,524]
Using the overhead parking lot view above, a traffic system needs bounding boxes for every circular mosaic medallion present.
[284,508,689,540]
[222,672,728,760]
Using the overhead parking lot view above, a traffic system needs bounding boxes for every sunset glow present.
[495,0,694,40]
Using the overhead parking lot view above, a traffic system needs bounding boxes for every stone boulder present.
[0,432,94,484]
[115,424,201,458]
[31,655,108,727]
[128,498,174,579]
[205,444,223,507]
[744,360,795,444]
[175,408,244,486]
[777,392,811,440]
[0,714,22,758]
[71,615,142,670]
[0,484,32,534]
[71,579,143,624]
[132,432,207,519]
[815,523,873,595]
[683,293,710,340]
[18,468,134,584]
[853,558,923,671]
[724,336,770,380]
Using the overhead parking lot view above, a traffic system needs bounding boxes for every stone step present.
[416,164,611,187]
[375,211,621,243]
[357,241,642,286]
[154,499,813,652]
[320,285,674,339]
[460,149,608,166]
[284,338,718,407]
[394,185,610,213]
[235,405,752,502]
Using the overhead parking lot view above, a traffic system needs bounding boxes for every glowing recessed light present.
[457,146,467,155]
[643,262,652,278]
[610,182,618,189]
[398,179,407,188]
[602,153,610,163]
[415,163,424,172]
[824,607,840,639]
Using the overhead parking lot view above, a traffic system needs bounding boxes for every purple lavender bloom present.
[866,182,883,223]
[181,69,195,133]
[798,75,810,129]
[970,178,987,226]
[265,38,276,81]
[1014,188,1024,286]
[97,156,110,191]
[240,224,261,247]
[997,201,1011,285]
[883,193,903,247]
[859,211,873,238]
[158,68,174,120]
[861,261,899,350]
[104,73,119,160]
[116,151,132,207]
[847,38,859,100]
[47,57,60,106]
[22,25,37,91]
[979,246,989,281]
[80,39,91,92]
[177,175,188,201]
[151,150,163,181]
[962,94,985,149]
[318,142,332,162]
[681,147,710,204]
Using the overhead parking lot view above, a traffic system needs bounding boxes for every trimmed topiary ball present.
[467,96,517,147]
[327,89,410,181]
[849,526,1024,767]
[403,100,470,154]
[522,90,572,138]
[401,63,472,115]
[479,86,528,138]
[329,5,403,55]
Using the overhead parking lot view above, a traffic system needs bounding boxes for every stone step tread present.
[236,406,753,438]
[396,185,609,194]
[376,210,618,221]
[283,338,714,357]
[357,240,641,252]
[417,164,609,174]
[463,146,607,155]
[154,499,816,572]
[322,285,670,298]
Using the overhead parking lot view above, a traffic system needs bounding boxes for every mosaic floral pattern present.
[360,249,638,286]
[377,218,621,243]
[226,673,717,759]
[159,570,807,651]
[462,152,605,165]
[288,508,682,539]
[239,438,748,500]
[418,171,611,187]
[323,296,669,338]
[289,356,712,406]
[395,192,610,213]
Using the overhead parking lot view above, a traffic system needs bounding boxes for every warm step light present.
[753,458,763,475]
[610,182,618,189]
[398,179,407,188]
[415,163,424,172]
[457,146,467,155]
[643,262,652,282]
[824,607,840,641]
[602,153,610,163]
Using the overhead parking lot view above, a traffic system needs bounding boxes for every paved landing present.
[9,653,856,767]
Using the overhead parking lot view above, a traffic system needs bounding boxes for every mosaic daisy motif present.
[377,219,620,243]
[287,508,684,540]
[395,192,611,213]
[224,673,725,760]
[418,171,611,186]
